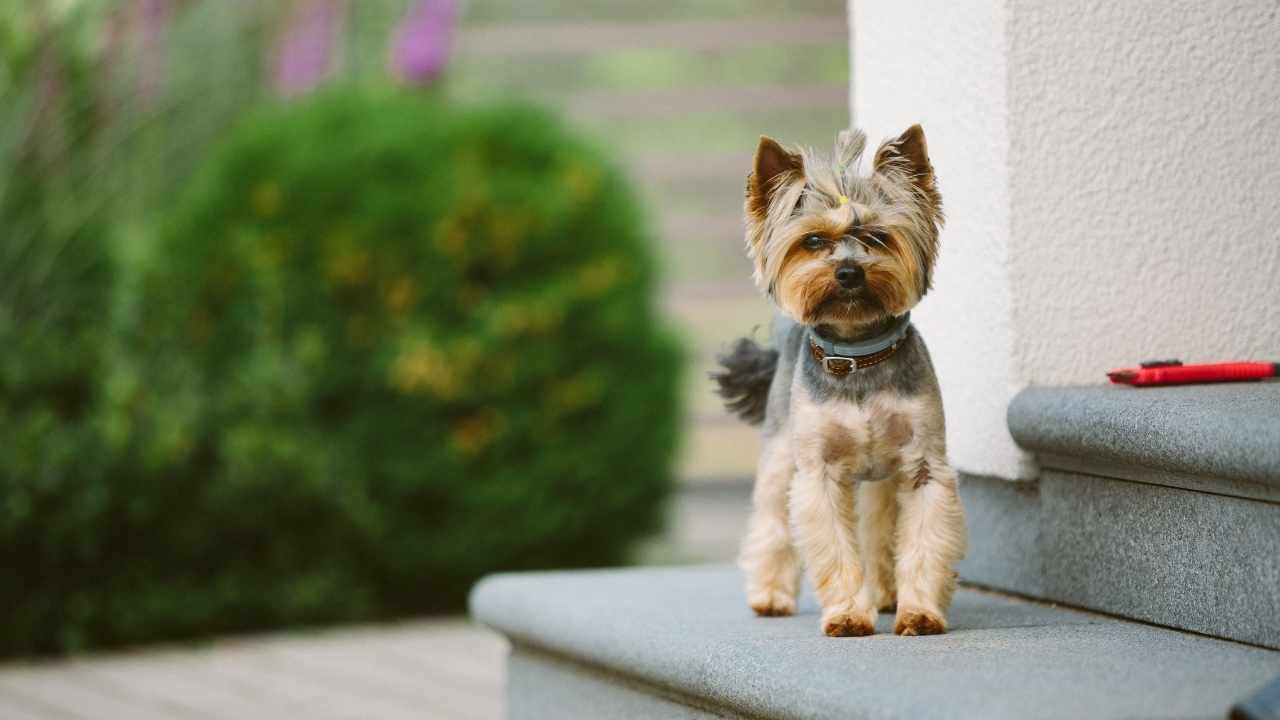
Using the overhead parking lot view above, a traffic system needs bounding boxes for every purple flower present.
[274,0,344,97]
[136,0,173,99]
[389,0,455,86]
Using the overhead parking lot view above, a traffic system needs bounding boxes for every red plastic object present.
[1107,361,1278,386]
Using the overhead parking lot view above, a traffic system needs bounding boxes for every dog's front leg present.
[892,456,967,635]
[791,466,876,637]
[856,479,899,612]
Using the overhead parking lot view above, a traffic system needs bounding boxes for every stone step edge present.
[471,565,1280,720]
[1008,383,1280,489]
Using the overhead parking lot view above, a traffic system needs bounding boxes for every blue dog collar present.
[807,313,912,376]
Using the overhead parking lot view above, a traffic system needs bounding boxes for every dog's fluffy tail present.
[711,338,778,426]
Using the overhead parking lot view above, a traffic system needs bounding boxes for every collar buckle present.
[823,356,855,377]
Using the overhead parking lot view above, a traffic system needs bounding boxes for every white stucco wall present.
[852,0,1027,479]
[851,0,1280,480]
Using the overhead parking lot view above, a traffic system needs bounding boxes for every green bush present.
[0,90,682,656]
[0,225,116,656]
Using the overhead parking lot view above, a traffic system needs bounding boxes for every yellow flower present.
[434,218,468,260]
[250,182,283,218]
[252,233,287,270]
[497,306,530,336]
[548,373,603,414]
[497,300,562,337]
[326,248,371,287]
[561,161,600,203]
[451,411,505,456]
[384,275,417,317]
[527,302,563,333]
[390,338,483,399]
[489,211,528,263]
[323,226,374,288]
[457,283,485,308]
[577,256,624,296]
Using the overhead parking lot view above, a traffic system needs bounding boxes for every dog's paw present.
[821,606,876,637]
[748,588,796,617]
[894,608,947,636]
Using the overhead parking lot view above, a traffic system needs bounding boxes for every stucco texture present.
[851,0,1023,478]
[852,0,1280,479]
[1007,0,1280,385]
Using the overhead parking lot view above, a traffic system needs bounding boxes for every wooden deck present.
[0,474,749,720]
[0,620,507,720]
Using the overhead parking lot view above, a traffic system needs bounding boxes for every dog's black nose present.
[835,265,864,289]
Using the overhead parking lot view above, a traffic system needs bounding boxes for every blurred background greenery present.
[0,0,848,657]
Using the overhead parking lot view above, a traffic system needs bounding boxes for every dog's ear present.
[873,124,939,207]
[746,136,803,221]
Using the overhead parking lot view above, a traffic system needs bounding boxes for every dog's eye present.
[802,234,825,250]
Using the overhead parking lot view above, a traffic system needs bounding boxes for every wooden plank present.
[0,691,72,720]
[458,15,847,56]
[78,651,312,720]
[204,624,503,719]
[0,620,506,720]
[566,82,846,118]
[194,647,431,720]
[258,637,501,720]
[459,0,844,26]
[662,211,743,244]
[638,153,746,182]
[0,667,183,720]
[360,624,509,694]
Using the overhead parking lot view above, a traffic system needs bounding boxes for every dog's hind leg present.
[739,432,801,617]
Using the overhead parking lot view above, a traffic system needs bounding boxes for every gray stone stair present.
[471,564,1280,720]
[961,382,1280,648]
[1009,382,1280,499]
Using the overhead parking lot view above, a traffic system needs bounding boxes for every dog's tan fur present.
[732,126,967,637]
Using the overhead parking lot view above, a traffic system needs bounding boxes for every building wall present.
[1007,0,1280,387]
[851,0,1280,480]
[851,0,1025,478]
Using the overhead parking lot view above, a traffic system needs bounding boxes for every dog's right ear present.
[873,124,940,212]
[746,136,803,221]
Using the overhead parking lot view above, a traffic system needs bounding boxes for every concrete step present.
[471,564,1280,720]
[1009,382,1280,500]
[959,382,1280,648]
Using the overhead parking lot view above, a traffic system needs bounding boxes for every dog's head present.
[744,126,943,334]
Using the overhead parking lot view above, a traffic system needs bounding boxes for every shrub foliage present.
[1,91,682,655]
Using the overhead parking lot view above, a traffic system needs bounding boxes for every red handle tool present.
[1107,360,1279,386]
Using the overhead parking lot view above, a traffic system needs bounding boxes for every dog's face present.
[744,126,943,334]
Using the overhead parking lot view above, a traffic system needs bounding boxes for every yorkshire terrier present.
[714,126,967,637]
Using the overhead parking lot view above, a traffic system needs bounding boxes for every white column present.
[851,0,1280,481]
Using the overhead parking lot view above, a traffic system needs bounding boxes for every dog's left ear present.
[874,124,940,208]
[746,136,804,221]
